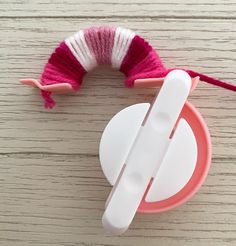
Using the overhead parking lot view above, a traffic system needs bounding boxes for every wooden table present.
[0,1,235,245]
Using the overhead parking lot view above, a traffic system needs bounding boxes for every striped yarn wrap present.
[38,26,235,108]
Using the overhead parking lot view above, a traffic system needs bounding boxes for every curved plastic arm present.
[134,76,199,92]
[20,78,75,93]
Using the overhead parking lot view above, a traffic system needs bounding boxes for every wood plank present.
[0,0,236,18]
[0,154,235,245]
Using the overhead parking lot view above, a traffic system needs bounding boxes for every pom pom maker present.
[99,70,211,234]
[20,26,235,236]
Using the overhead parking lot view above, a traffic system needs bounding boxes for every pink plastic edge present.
[137,101,212,213]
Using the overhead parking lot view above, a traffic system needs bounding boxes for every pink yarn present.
[29,26,235,108]
[120,35,165,87]
[41,42,86,88]
[40,41,86,107]
[84,26,115,65]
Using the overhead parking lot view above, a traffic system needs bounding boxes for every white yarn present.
[111,27,135,69]
[65,30,97,72]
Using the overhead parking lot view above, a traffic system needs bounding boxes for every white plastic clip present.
[100,70,195,234]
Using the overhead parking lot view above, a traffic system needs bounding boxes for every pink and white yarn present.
[65,27,136,71]
[21,26,236,108]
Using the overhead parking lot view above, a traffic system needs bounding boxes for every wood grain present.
[0,1,235,245]
[0,0,236,18]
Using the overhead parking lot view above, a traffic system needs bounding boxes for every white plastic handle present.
[102,70,192,234]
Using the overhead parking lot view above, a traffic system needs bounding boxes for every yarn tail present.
[41,90,56,109]
[186,70,236,92]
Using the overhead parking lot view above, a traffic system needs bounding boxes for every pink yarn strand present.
[41,90,56,109]
[186,70,236,92]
